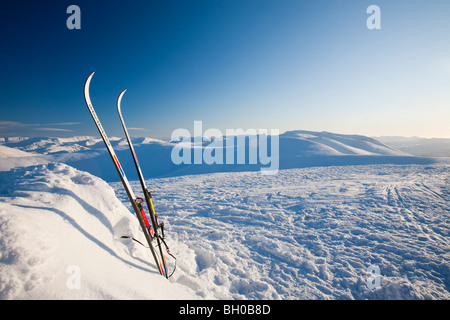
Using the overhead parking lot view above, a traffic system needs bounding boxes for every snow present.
[0,163,196,299]
[115,164,449,300]
[0,145,37,158]
[0,131,437,183]
[282,130,407,156]
[0,132,449,300]
[377,136,450,158]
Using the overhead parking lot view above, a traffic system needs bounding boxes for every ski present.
[117,89,171,278]
[83,71,165,277]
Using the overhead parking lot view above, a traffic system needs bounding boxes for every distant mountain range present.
[376,136,450,157]
[0,130,445,182]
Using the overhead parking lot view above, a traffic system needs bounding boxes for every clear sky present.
[1,0,449,139]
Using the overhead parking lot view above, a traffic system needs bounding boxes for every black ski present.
[83,72,165,277]
[117,89,171,278]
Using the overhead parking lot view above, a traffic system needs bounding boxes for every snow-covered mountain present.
[0,132,449,300]
[281,130,406,156]
[377,136,450,158]
[0,131,437,182]
[0,136,164,155]
[0,145,37,158]
[0,131,407,156]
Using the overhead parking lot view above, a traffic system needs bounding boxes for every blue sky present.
[1,0,449,138]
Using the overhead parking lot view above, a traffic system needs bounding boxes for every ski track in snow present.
[112,164,450,300]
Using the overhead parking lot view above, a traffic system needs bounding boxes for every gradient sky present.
[1,0,449,139]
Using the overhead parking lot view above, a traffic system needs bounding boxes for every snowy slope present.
[0,145,37,158]
[0,146,48,173]
[0,163,197,299]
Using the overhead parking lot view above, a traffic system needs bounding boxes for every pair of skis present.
[84,71,173,278]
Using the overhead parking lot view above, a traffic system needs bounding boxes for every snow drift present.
[0,163,196,299]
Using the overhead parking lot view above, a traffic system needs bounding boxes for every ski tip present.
[117,89,127,112]
[119,89,127,101]
[84,71,95,91]
[84,72,96,104]
[87,71,95,81]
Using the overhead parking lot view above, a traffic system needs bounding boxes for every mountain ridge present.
[0,130,439,182]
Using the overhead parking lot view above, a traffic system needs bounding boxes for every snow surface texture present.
[1,162,448,299]
[112,165,450,299]
[0,163,196,299]
[0,132,449,299]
